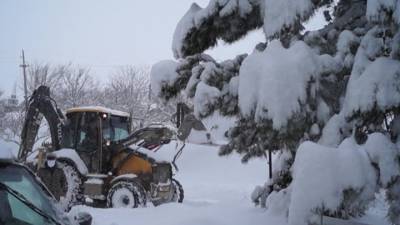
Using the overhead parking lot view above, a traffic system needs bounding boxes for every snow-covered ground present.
[70,142,391,225]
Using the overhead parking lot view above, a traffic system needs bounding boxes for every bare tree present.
[103,66,177,129]
[3,63,97,147]
[2,62,60,145]
[57,64,98,108]
[1,63,176,147]
[103,66,150,128]
[0,90,6,135]
[0,109,24,145]
[25,62,63,95]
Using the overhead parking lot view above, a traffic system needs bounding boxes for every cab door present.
[73,112,103,173]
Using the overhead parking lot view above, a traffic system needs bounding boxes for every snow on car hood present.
[0,147,16,160]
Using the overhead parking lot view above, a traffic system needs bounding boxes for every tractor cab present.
[62,106,131,173]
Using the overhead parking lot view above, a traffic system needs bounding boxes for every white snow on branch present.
[336,30,360,55]
[238,40,339,129]
[172,3,202,59]
[263,0,314,37]
[318,113,347,147]
[364,133,400,187]
[194,82,221,118]
[172,0,256,59]
[343,57,400,117]
[367,0,400,24]
[150,60,179,97]
[219,0,253,17]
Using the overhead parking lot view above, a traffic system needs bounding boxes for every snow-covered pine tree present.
[151,0,400,224]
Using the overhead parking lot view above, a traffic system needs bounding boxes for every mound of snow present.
[289,139,377,225]
[0,146,16,160]
[185,130,210,145]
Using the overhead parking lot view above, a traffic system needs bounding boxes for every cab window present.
[76,112,100,152]
[102,115,129,142]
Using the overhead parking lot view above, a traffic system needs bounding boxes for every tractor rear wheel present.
[107,179,146,208]
[172,178,184,203]
[37,160,83,211]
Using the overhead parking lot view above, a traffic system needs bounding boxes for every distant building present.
[4,83,19,112]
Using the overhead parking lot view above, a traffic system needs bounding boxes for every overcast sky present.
[0,0,265,96]
[0,0,324,97]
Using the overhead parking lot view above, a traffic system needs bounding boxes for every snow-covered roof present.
[66,106,130,117]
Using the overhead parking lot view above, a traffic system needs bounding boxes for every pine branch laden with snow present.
[263,0,317,42]
[172,0,263,58]
[151,53,245,118]
[238,40,340,129]
[152,0,400,224]
[367,0,400,25]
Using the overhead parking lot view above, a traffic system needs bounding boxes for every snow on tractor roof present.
[66,106,130,117]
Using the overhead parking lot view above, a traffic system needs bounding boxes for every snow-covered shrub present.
[284,133,400,225]
[288,139,377,225]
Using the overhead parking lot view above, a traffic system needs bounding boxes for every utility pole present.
[20,49,29,112]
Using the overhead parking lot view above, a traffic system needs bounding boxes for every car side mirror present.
[75,212,92,225]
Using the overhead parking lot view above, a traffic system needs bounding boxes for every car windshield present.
[0,164,60,225]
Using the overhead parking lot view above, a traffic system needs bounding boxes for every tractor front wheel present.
[107,179,146,208]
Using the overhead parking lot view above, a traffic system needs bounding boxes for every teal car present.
[0,158,92,225]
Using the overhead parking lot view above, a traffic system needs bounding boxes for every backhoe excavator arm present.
[18,86,66,161]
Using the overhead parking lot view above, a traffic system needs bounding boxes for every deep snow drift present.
[70,142,390,225]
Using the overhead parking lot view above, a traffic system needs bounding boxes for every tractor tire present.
[172,178,184,203]
[37,160,83,211]
[107,179,147,208]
